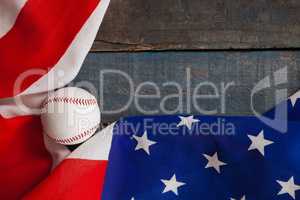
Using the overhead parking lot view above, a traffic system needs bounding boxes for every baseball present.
[41,87,100,145]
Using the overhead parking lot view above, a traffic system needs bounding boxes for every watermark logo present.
[99,68,235,115]
[251,67,288,133]
[10,66,289,134]
[116,117,236,136]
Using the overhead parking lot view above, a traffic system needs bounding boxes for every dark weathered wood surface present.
[93,0,300,51]
[73,51,300,122]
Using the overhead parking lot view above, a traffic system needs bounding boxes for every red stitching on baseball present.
[41,96,97,109]
[49,124,99,145]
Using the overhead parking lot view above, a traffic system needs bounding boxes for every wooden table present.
[74,0,300,122]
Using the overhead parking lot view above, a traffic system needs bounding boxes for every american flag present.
[0,0,300,200]
[101,108,300,200]
[0,0,111,199]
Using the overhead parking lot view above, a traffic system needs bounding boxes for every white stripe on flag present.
[0,0,27,38]
[290,90,300,106]
[43,133,71,170]
[21,0,110,96]
[0,0,110,118]
[68,122,115,161]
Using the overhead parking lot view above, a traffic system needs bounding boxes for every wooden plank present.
[93,0,300,51]
[73,51,300,122]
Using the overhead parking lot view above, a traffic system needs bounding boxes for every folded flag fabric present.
[2,109,300,199]
[102,114,300,200]
[1,0,300,200]
[0,0,111,101]
[0,0,110,199]
[0,115,51,199]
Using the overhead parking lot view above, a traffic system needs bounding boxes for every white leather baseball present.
[41,87,100,145]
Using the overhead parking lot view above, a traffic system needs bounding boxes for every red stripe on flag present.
[0,116,52,199]
[0,0,100,99]
[24,159,108,200]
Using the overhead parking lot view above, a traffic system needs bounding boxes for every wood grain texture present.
[93,0,300,51]
[73,51,300,122]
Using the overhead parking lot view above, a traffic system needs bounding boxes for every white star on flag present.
[248,130,274,156]
[277,176,300,199]
[177,115,199,130]
[133,131,157,155]
[290,94,299,107]
[203,152,227,173]
[161,174,186,196]
[231,195,246,200]
[131,198,135,200]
